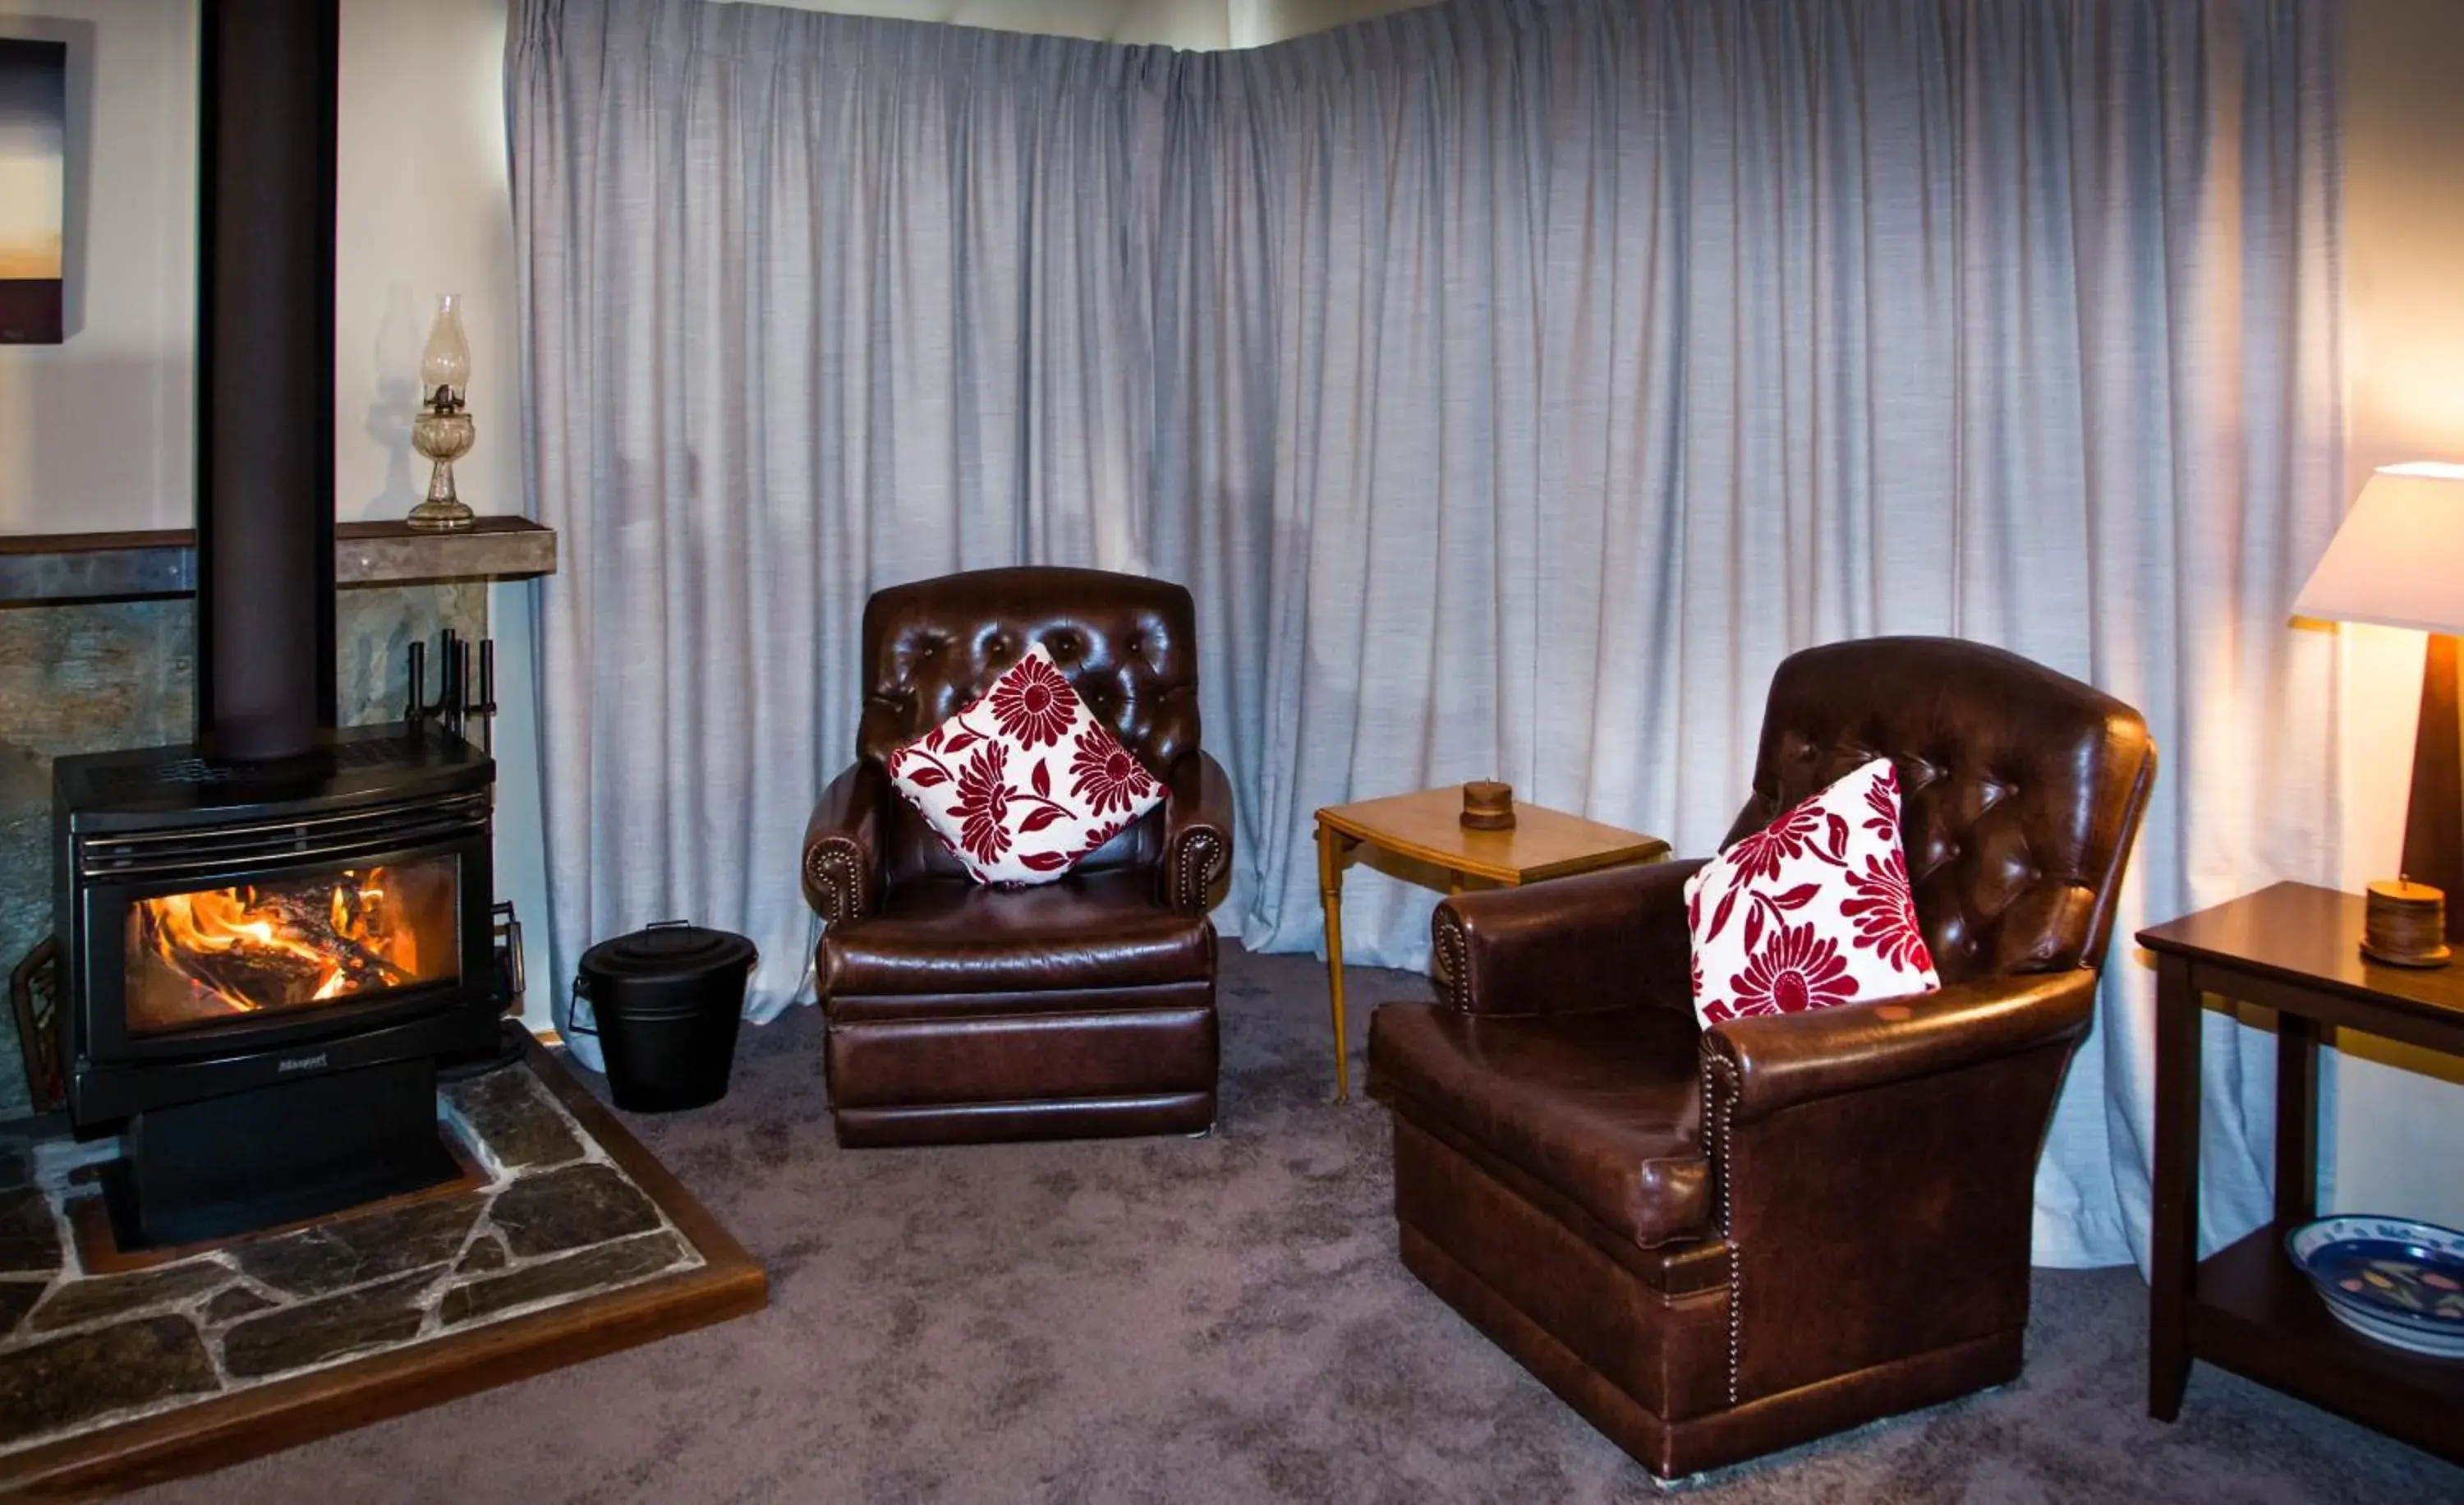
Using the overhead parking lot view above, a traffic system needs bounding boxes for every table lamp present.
[2294,462,2464,964]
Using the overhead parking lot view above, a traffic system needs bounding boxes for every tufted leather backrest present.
[856,567,1202,883]
[1721,637,2155,986]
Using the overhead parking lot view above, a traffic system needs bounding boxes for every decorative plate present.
[2311,1291,2464,1359]
[2286,1217,2464,1333]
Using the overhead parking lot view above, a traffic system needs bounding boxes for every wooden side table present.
[1314,788,1669,1101]
[2137,881,2464,1464]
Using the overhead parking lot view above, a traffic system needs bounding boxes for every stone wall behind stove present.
[0,583,488,1118]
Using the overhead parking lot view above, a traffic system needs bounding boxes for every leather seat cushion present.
[821,871,1213,997]
[1370,1003,1712,1250]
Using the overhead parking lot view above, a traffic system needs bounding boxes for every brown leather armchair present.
[1367,637,2155,1477]
[802,567,1232,1148]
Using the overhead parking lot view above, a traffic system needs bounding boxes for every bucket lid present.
[580,921,756,981]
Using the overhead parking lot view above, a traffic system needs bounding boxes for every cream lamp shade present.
[2295,463,2464,634]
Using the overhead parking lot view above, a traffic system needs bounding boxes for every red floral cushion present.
[885,644,1165,886]
[1684,757,1940,1029]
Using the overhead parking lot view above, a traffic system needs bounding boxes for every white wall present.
[0,1,526,534]
[0,0,554,1031]
[749,0,1426,48]
[332,0,553,1036]
[744,0,1226,47]
[1226,0,1418,48]
[0,0,194,533]
[2328,0,2464,1227]
[333,0,519,530]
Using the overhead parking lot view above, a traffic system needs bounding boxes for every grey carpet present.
[140,946,2463,1504]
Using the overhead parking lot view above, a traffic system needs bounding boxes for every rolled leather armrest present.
[802,760,889,924]
[1702,968,2099,1125]
[1158,750,1234,914]
[1432,858,1706,1017]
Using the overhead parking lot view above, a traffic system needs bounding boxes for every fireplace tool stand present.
[406,628,498,751]
[407,630,530,1079]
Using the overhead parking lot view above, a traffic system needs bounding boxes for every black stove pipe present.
[193,0,340,762]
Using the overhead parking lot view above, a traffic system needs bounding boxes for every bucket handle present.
[568,920,698,1038]
[566,975,598,1038]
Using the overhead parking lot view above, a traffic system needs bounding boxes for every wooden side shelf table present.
[2138,881,2464,1464]
[1313,788,1668,1101]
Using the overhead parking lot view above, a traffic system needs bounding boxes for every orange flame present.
[134,867,422,1015]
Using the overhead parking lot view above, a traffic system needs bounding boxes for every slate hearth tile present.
[439,1231,684,1327]
[0,1187,59,1275]
[444,1065,583,1172]
[456,1234,507,1274]
[200,1286,277,1326]
[0,1278,44,1337]
[219,1267,444,1379]
[487,1162,659,1257]
[0,1314,218,1447]
[27,1261,226,1334]
[232,1191,486,1296]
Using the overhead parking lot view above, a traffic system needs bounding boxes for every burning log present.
[254,891,416,992]
[158,934,331,1011]
[133,871,420,1012]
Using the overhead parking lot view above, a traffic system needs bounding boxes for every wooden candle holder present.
[1460,780,1516,831]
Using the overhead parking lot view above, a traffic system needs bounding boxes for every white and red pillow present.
[885,644,1165,886]
[1685,757,1940,1029]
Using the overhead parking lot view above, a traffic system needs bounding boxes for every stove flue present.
[194,0,339,762]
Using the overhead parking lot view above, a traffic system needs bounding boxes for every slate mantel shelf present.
[0,517,558,605]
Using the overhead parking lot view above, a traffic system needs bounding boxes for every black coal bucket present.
[572,921,756,1112]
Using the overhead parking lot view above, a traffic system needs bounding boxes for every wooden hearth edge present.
[0,1037,769,1503]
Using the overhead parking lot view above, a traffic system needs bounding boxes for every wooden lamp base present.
[2362,879,2450,967]
[2384,631,2464,965]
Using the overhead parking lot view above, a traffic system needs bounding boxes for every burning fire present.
[132,868,423,1017]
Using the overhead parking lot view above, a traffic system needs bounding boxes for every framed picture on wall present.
[0,36,67,345]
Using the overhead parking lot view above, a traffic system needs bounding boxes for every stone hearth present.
[0,1059,704,1458]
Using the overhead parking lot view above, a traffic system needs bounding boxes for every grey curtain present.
[510,0,2343,1269]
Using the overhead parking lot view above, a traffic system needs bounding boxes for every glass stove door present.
[120,853,462,1036]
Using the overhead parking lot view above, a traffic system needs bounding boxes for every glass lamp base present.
[407,438,477,532]
[406,496,477,532]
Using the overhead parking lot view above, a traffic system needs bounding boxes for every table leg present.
[1318,821,1353,1102]
[2275,1011,2320,1228]
[2149,953,2202,1421]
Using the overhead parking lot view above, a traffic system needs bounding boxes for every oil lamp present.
[407,292,477,532]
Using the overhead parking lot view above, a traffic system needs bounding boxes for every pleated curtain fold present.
[509,0,2343,1268]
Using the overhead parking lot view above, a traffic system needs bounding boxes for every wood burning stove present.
[57,728,498,1114]
[39,0,507,1249]
[53,727,503,1246]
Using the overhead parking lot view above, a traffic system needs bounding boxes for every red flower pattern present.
[1860,765,1901,840]
[1077,815,1130,859]
[1840,847,1933,974]
[948,741,1015,866]
[887,644,1166,886]
[1702,792,1849,945]
[990,652,1077,748]
[1719,921,1855,1022]
[1853,763,1892,837]
[1724,799,1838,887]
[1686,757,1942,1029]
[1069,726,1159,816]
